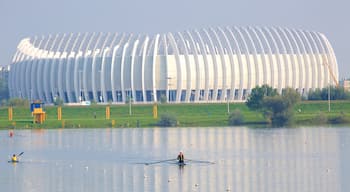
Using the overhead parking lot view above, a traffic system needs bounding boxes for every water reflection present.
[1,127,346,192]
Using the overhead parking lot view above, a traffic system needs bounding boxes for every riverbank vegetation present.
[0,99,349,129]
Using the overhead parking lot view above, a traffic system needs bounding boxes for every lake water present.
[1,126,349,192]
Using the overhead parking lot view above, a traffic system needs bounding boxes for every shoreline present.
[1,100,349,129]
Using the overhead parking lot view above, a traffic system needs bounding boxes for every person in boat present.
[11,154,18,162]
[177,151,184,163]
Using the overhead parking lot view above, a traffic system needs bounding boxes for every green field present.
[0,100,349,129]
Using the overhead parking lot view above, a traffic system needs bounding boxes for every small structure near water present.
[30,100,46,124]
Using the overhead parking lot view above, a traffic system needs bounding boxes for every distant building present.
[339,79,350,91]
[0,66,9,81]
[8,26,338,104]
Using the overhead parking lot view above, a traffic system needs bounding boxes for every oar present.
[186,159,215,164]
[145,158,177,165]
[18,152,24,157]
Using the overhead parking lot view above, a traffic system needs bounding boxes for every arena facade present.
[8,26,338,104]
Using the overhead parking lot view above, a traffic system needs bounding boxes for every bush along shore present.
[0,100,350,129]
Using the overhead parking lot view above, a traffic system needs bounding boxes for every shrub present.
[158,113,178,127]
[228,109,244,125]
[54,97,64,106]
[312,111,328,124]
[8,98,29,107]
[329,112,349,124]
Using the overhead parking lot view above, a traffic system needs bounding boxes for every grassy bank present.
[0,100,349,129]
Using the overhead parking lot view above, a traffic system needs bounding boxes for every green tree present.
[309,86,350,100]
[263,88,301,126]
[0,78,9,103]
[246,84,278,111]
[160,94,167,103]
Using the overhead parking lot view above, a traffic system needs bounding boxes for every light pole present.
[30,88,32,102]
[79,70,83,102]
[129,90,132,116]
[167,77,172,103]
[226,87,230,114]
[328,82,331,112]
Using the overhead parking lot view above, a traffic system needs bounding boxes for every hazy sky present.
[1,0,349,78]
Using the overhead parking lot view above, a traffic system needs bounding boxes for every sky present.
[0,0,349,78]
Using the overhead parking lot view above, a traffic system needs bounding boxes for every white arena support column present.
[249,27,268,86]
[9,40,25,97]
[91,33,103,102]
[98,33,111,103]
[141,37,149,103]
[233,26,253,98]
[226,27,245,100]
[151,34,160,102]
[83,33,96,102]
[298,30,318,91]
[11,40,26,97]
[51,34,66,101]
[130,39,139,103]
[66,33,80,102]
[22,38,36,99]
[312,32,329,87]
[291,29,310,95]
[22,40,34,98]
[57,51,67,101]
[44,34,59,103]
[43,52,53,102]
[111,45,120,102]
[167,33,183,103]
[66,51,75,102]
[194,30,210,101]
[73,51,83,102]
[50,52,61,102]
[73,33,88,102]
[321,33,339,83]
[100,48,110,104]
[29,37,44,101]
[306,31,323,88]
[283,28,303,90]
[36,35,52,101]
[271,28,291,88]
[177,32,192,102]
[15,39,30,98]
[277,28,297,89]
[120,42,130,103]
[218,27,236,101]
[243,27,260,88]
[43,34,59,102]
[264,27,284,93]
[270,27,292,89]
[202,29,219,101]
[162,34,169,102]
[55,34,69,102]
[210,28,227,101]
[256,27,275,90]
[185,31,201,102]
[303,30,321,89]
[91,49,101,102]
[58,33,73,102]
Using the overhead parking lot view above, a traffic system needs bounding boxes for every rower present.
[177,151,184,163]
[11,154,18,162]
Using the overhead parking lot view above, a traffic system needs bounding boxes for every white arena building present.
[8,26,338,104]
